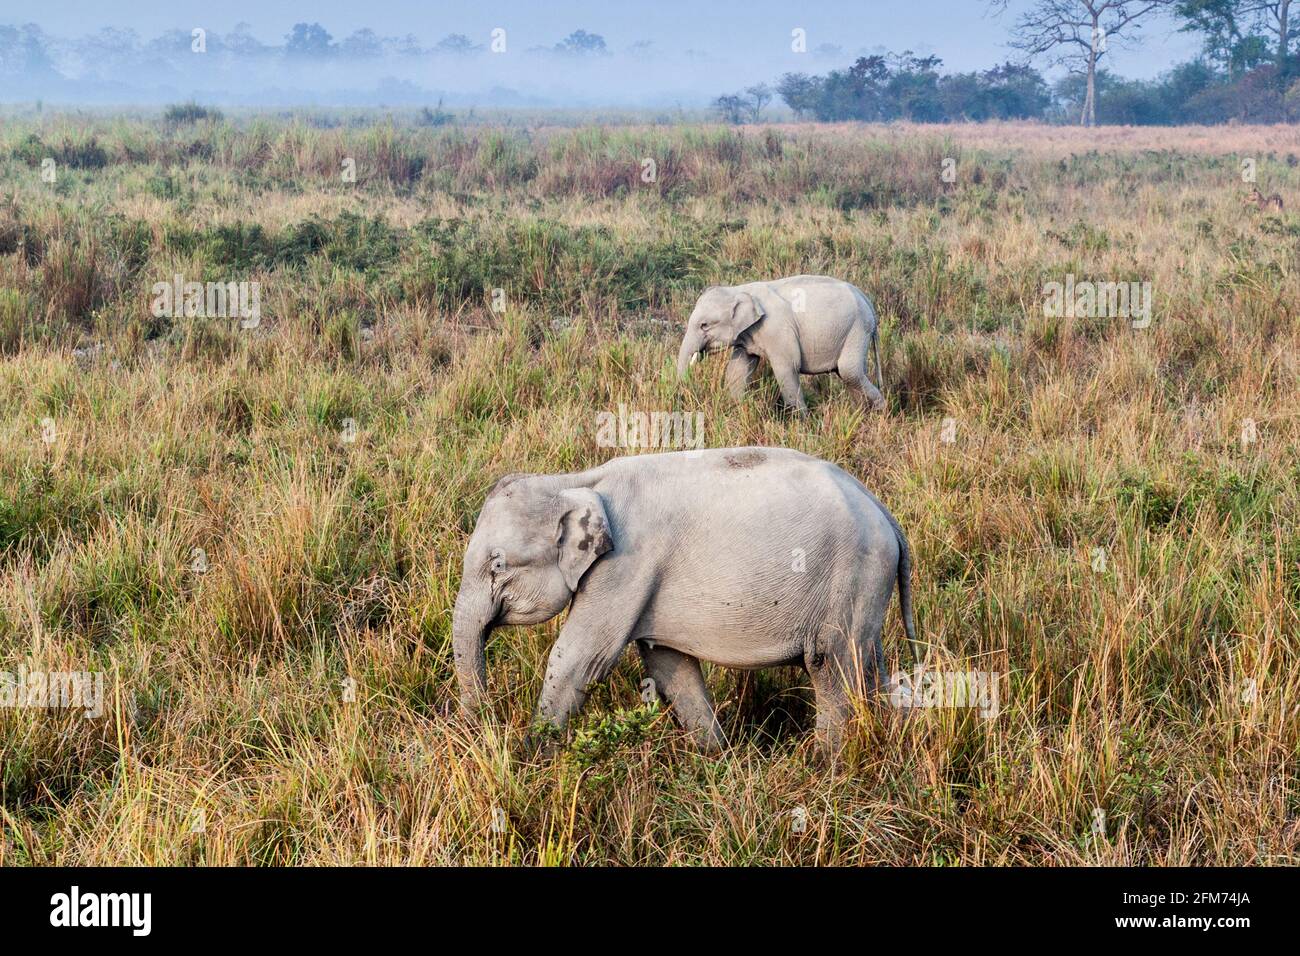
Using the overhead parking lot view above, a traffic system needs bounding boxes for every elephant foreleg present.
[771,362,808,415]
[530,594,641,748]
[724,347,759,401]
[637,642,724,753]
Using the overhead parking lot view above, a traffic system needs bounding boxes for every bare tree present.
[744,83,773,121]
[991,1,1175,125]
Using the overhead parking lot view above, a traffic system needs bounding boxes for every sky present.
[1,0,1203,106]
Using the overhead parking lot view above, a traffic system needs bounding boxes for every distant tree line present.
[713,2,1300,124]
[733,51,1299,125]
[0,20,621,106]
[761,55,1052,122]
[0,21,613,70]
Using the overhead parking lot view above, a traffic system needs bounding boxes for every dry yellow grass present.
[0,118,1296,865]
[789,121,1300,156]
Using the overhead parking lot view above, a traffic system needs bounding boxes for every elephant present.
[676,275,886,415]
[451,446,918,756]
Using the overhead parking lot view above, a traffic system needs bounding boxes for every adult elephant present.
[676,275,886,414]
[451,446,917,755]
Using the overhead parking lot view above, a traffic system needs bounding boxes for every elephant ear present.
[732,291,766,333]
[554,488,613,591]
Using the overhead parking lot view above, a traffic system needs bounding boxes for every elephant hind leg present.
[836,331,885,411]
[806,637,858,756]
[806,621,887,756]
[638,642,724,753]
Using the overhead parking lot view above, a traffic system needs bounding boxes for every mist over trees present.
[0,21,658,107]
[4,10,1300,121]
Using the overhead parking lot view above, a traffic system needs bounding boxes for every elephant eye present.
[489,554,506,575]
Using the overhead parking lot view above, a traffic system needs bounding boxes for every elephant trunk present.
[451,585,495,715]
[676,329,705,378]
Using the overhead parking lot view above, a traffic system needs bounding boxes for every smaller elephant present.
[676,275,886,414]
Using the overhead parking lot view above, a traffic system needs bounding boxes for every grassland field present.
[0,115,1297,865]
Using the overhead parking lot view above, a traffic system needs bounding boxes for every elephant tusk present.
[689,351,700,366]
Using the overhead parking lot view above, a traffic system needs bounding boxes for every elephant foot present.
[686,728,725,756]
[520,723,564,762]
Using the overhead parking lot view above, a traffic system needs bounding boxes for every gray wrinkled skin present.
[451,447,917,756]
[676,275,886,414]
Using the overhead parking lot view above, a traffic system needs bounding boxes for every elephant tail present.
[873,323,885,394]
[893,522,920,665]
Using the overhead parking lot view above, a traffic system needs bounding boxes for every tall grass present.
[0,117,1296,865]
